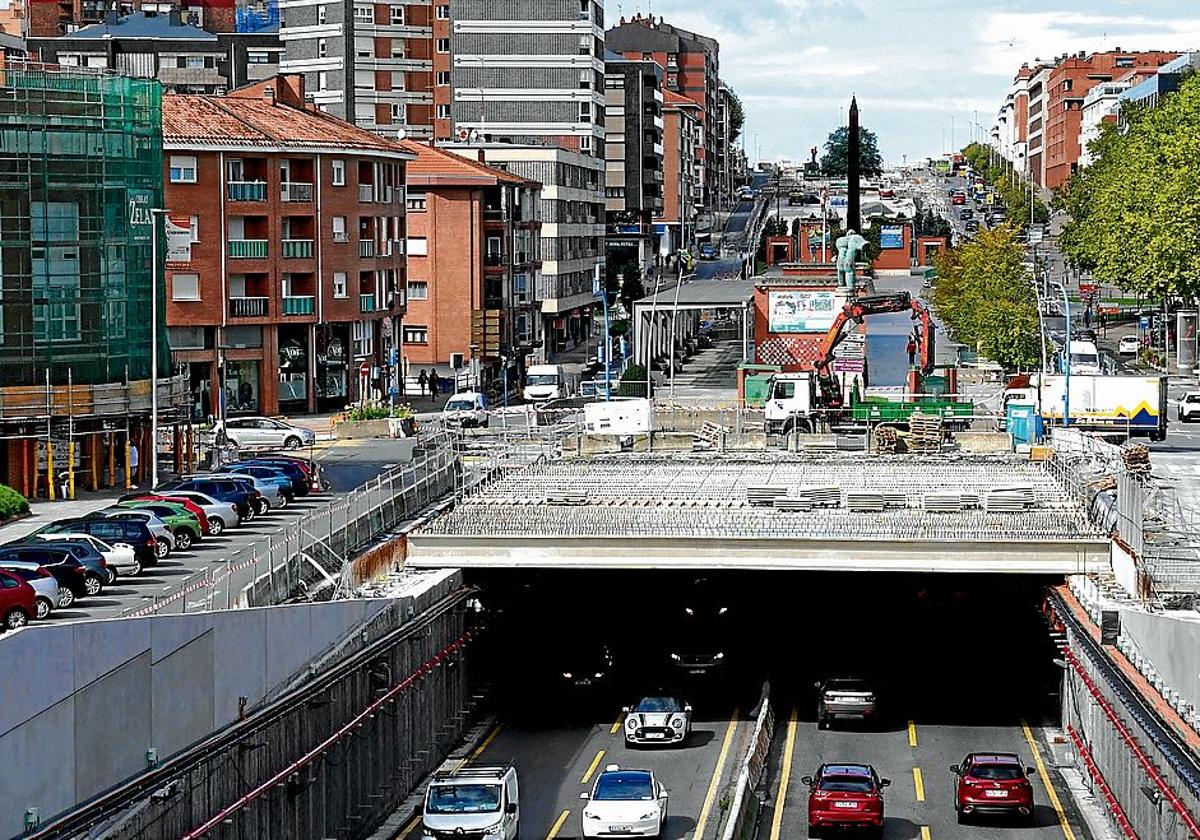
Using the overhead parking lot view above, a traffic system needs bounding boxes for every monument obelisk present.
[847,95,861,234]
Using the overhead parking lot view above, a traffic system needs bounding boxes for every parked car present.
[87,510,176,558]
[443,392,490,428]
[580,766,668,839]
[803,763,889,838]
[622,696,692,747]
[212,468,291,509]
[30,532,142,577]
[1119,335,1140,356]
[115,501,203,549]
[122,492,230,535]
[2,565,61,619]
[816,678,878,729]
[214,416,316,450]
[951,192,967,205]
[15,538,114,587]
[251,454,328,492]
[1180,391,1200,422]
[0,546,98,604]
[156,478,258,523]
[958,208,974,221]
[951,752,1035,825]
[120,493,210,531]
[0,568,37,630]
[36,517,161,568]
[235,458,313,496]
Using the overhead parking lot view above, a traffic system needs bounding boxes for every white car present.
[1180,392,1200,422]
[1119,336,1140,356]
[623,697,692,747]
[214,416,316,450]
[443,391,490,428]
[35,533,142,577]
[581,766,668,839]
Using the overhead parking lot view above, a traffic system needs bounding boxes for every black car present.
[958,208,974,220]
[964,219,980,233]
[236,458,311,496]
[22,538,113,584]
[0,545,100,600]
[158,477,259,522]
[668,577,734,677]
[36,517,159,569]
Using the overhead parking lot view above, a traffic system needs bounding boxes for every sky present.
[608,0,1200,165]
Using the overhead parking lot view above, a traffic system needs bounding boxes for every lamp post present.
[1056,282,1071,428]
[148,207,169,490]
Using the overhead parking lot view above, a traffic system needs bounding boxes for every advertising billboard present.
[880,225,904,250]
[768,290,838,333]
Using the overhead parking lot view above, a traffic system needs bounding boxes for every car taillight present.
[146,536,157,547]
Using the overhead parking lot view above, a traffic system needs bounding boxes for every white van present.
[443,391,489,428]
[422,763,520,840]
[1068,340,1102,375]
[523,365,568,403]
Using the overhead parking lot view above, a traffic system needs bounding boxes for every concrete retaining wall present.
[1116,607,1200,718]
[1,572,461,838]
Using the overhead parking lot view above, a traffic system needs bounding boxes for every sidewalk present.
[0,488,129,542]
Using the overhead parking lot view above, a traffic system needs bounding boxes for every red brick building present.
[399,140,542,390]
[162,75,414,418]
[660,89,701,253]
[27,0,234,37]
[1043,50,1178,189]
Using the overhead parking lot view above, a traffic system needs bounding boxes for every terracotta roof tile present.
[398,140,536,187]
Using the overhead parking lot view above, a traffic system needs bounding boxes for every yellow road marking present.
[581,749,607,784]
[546,810,571,840]
[394,815,420,840]
[611,712,624,735]
[451,724,502,773]
[768,708,799,840]
[693,710,740,840]
[1022,721,1077,840]
[920,826,932,840]
[912,767,925,802]
[908,720,918,747]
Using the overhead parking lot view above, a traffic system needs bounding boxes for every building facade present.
[399,140,542,389]
[26,0,238,38]
[0,63,185,494]
[1024,66,1050,187]
[277,0,434,138]
[162,75,413,418]
[445,142,604,356]
[603,53,663,276]
[1120,52,1200,110]
[660,89,699,255]
[1079,78,1133,168]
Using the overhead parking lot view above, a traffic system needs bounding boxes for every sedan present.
[816,678,877,729]
[580,767,668,839]
[623,696,691,747]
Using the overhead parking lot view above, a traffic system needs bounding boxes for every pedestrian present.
[906,336,918,368]
[428,370,439,402]
[417,368,428,398]
[129,440,139,488]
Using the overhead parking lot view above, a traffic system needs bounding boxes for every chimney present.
[264,85,275,104]
[168,8,181,26]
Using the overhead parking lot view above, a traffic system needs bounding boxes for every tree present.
[820,125,883,178]
[725,88,745,145]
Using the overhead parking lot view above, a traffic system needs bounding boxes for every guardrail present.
[719,682,774,840]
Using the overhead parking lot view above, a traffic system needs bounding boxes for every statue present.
[835,230,868,290]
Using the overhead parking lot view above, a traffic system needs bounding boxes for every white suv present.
[1180,392,1200,422]
[422,763,519,840]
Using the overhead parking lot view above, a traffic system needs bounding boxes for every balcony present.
[281,182,314,203]
[485,252,504,267]
[358,240,376,258]
[359,293,375,313]
[229,296,268,318]
[227,181,267,202]
[358,184,375,202]
[228,239,269,259]
[282,295,315,316]
[281,239,314,259]
[483,208,507,222]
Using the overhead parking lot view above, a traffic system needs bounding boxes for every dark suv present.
[952,752,1034,825]
[158,477,259,522]
[38,517,160,569]
[236,458,311,496]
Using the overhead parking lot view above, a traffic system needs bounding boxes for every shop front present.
[316,324,350,413]
[277,325,310,413]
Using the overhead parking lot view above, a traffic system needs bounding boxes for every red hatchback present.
[952,752,1035,824]
[803,763,888,838]
[0,568,37,630]
[951,192,967,205]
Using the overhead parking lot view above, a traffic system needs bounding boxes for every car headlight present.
[484,824,504,837]
[593,672,604,679]
[671,718,684,729]
[585,811,601,820]
[714,652,725,660]
[626,717,638,730]
[670,653,681,661]
[562,672,573,679]
[638,812,657,821]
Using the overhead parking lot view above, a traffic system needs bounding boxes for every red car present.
[951,192,967,205]
[0,568,37,630]
[803,763,889,838]
[124,494,212,534]
[952,752,1035,824]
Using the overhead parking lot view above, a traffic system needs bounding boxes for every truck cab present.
[524,365,568,403]
[763,373,818,434]
[421,763,520,840]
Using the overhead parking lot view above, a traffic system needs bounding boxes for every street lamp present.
[1055,282,1072,428]
[148,207,169,490]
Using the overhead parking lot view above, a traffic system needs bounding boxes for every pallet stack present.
[907,412,944,453]
[873,426,899,454]
[1121,443,1152,476]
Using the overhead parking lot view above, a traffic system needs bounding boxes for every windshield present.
[526,374,559,386]
[968,765,1024,781]
[1071,352,1099,368]
[825,680,869,693]
[819,775,874,793]
[446,399,475,412]
[594,773,653,801]
[426,784,502,814]
[772,382,796,400]
[633,697,682,713]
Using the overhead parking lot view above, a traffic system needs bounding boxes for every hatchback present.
[2,565,61,619]
[157,478,258,522]
[216,416,316,450]
[87,511,175,558]
[1118,335,1140,356]
[120,493,212,533]
[215,465,294,505]
[115,501,203,549]
[37,517,160,568]
[0,546,97,604]
[803,763,889,838]
[0,569,37,630]
[235,458,312,496]
[952,753,1035,824]
[29,532,142,577]
[17,539,113,588]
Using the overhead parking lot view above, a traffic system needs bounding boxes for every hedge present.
[0,484,30,520]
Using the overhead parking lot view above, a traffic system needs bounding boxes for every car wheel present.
[156,541,171,560]
[256,499,270,515]
[4,608,28,630]
[105,568,116,584]
[284,435,302,450]
[176,530,193,551]
[243,505,256,522]
[130,557,143,576]
[58,588,74,609]
[209,517,225,536]
[83,575,102,597]
[278,494,290,509]
[35,597,52,620]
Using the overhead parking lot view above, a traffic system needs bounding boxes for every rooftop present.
[66,11,216,40]
[399,140,533,188]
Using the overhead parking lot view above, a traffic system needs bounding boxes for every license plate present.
[613,826,633,832]
[645,732,665,739]
[985,790,1008,798]
[833,801,857,809]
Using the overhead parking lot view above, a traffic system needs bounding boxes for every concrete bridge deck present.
[407,454,1111,573]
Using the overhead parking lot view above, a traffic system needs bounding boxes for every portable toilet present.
[1006,401,1041,446]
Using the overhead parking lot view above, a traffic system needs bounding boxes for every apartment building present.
[606,13,720,208]
[1025,65,1050,187]
[445,142,604,357]
[1079,78,1133,168]
[399,140,542,388]
[603,53,663,273]
[660,89,700,255]
[25,0,238,39]
[162,75,414,417]
[278,0,434,138]
[1120,53,1200,110]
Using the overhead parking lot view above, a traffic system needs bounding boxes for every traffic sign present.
[1139,316,1150,330]
[359,360,371,377]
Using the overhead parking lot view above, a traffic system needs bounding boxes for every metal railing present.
[226,181,266,202]
[228,296,268,318]
[360,293,376,313]
[282,295,315,316]
[281,238,314,259]
[227,239,268,259]
[359,239,376,258]
[280,181,314,202]
[359,183,375,202]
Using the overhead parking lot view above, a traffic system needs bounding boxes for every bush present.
[345,404,415,421]
[618,364,652,398]
[0,484,29,519]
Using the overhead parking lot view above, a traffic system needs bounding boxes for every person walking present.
[129,441,140,488]
[428,370,439,403]
[417,368,428,399]
[906,336,918,368]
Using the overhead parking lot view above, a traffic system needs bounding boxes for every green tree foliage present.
[0,484,29,520]
[820,125,883,178]
[960,143,1049,227]
[1058,73,1200,299]
[725,88,745,144]
[931,226,1041,370]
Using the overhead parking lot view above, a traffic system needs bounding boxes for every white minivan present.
[523,365,568,403]
[1068,340,1102,375]
[422,764,520,840]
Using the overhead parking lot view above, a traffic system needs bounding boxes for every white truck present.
[1003,373,1167,441]
[763,373,820,435]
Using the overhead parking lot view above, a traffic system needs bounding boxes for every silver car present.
[96,510,175,559]
[216,416,316,450]
[0,564,62,619]
[153,491,239,534]
[816,678,878,729]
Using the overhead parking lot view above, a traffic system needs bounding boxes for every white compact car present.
[1180,392,1200,422]
[35,532,142,577]
[623,697,692,747]
[1118,335,1140,356]
[581,766,668,839]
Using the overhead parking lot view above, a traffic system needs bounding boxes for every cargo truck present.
[1003,373,1167,441]
[763,372,974,434]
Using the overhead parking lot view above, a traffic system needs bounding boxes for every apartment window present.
[356,36,373,58]
[169,155,197,183]
[1062,79,1073,91]
[579,69,591,89]
[580,135,592,153]
[389,4,402,23]
[246,49,270,64]
[436,4,448,18]
[391,103,405,121]
[436,104,451,119]
[168,326,205,349]
[436,38,449,53]
[391,42,405,58]
[188,215,199,242]
[578,34,590,54]
[578,102,591,123]
[407,281,428,300]
[407,236,428,256]
[406,190,427,211]
[403,324,428,344]
[667,73,677,87]
[318,71,329,90]
[171,272,200,301]
[355,69,374,89]
[318,38,327,58]
[353,3,372,22]
[317,4,325,23]
[353,320,374,356]
[514,273,528,299]
[184,55,205,69]
[332,215,348,241]
[436,70,451,86]
[331,159,345,185]
[332,271,347,298]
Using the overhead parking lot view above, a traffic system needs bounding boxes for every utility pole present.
[149,207,168,490]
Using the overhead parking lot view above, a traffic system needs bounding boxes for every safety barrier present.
[719,682,774,840]
[1066,724,1137,839]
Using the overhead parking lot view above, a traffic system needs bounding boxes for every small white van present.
[421,763,520,840]
[523,365,568,402]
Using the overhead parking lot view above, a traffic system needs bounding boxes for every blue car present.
[698,243,718,260]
